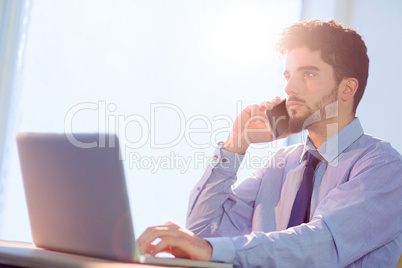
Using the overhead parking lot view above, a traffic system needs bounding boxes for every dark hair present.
[276,20,369,113]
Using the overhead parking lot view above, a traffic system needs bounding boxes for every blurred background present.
[0,0,401,243]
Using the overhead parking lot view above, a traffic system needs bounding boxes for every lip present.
[287,101,304,110]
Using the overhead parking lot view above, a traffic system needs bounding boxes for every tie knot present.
[305,151,320,169]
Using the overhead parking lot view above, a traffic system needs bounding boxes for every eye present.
[303,71,315,79]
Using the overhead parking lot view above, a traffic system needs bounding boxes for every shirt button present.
[197,186,201,191]
[213,155,219,160]
[222,158,227,163]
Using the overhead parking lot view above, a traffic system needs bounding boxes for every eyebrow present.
[283,65,321,76]
[297,65,320,72]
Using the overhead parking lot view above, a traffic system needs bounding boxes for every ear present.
[340,78,359,102]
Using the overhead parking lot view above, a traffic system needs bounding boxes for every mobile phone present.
[265,99,290,139]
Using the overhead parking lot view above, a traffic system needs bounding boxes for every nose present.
[284,76,299,96]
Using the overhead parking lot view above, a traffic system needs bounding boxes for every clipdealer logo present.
[63,100,340,171]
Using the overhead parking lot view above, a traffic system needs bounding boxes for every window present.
[0,0,301,241]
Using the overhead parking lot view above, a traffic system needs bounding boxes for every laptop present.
[16,132,232,268]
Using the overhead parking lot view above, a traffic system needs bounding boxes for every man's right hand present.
[223,96,292,155]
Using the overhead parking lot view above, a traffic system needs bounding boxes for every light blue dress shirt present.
[186,118,402,267]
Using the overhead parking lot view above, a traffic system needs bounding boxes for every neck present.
[307,114,355,149]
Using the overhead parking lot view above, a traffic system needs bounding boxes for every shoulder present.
[345,134,402,179]
[352,134,401,162]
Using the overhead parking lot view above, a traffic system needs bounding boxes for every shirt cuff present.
[210,141,245,173]
[206,236,236,264]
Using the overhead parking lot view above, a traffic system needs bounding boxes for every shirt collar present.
[300,118,364,165]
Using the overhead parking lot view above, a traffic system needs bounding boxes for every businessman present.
[137,20,402,267]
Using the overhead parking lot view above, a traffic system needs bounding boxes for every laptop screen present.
[17,133,136,262]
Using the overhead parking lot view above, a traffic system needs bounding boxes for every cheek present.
[304,94,325,112]
[305,79,324,91]
[307,81,333,98]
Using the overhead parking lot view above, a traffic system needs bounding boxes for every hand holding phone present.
[265,99,290,139]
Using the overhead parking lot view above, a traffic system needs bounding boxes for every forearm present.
[186,145,255,238]
[207,219,338,267]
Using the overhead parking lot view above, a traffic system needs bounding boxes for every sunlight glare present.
[200,2,280,73]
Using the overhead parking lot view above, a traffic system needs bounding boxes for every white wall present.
[348,0,402,153]
[301,0,402,153]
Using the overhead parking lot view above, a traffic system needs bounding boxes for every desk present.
[0,240,182,268]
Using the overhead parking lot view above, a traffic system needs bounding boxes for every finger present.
[137,227,157,254]
[259,101,270,110]
[151,237,174,256]
[266,97,284,110]
[144,244,155,254]
[165,221,179,227]
[151,239,192,259]
[250,104,259,119]
[137,226,171,254]
[250,114,268,123]
[273,96,281,102]
[150,231,198,260]
[137,222,178,249]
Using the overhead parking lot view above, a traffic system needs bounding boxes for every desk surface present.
[0,240,182,268]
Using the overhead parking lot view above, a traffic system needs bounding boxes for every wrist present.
[202,239,213,261]
[223,135,249,155]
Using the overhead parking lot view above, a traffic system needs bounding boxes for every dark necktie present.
[287,151,320,228]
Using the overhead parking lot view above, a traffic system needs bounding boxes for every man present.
[137,20,402,267]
